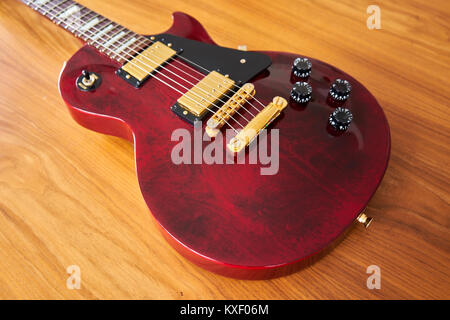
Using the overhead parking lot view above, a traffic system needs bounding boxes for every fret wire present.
[26,0,38,8]
[102,25,126,47]
[41,0,69,16]
[89,19,111,37]
[28,0,150,62]
[102,24,122,41]
[114,33,144,59]
[55,3,79,25]
[24,1,131,61]
[129,36,150,52]
[90,23,115,43]
[64,9,94,32]
[111,31,138,60]
[58,7,93,33]
[45,1,73,22]
[31,0,151,62]
[96,24,121,51]
[27,0,53,10]
[76,14,102,33]
[104,30,127,52]
[128,37,151,56]
[31,0,148,59]
[84,19,113,42]
[78,16,107,35]
[116,30,133,45]
[109,29,133,54]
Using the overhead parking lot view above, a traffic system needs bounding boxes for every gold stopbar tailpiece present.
[205,83,255,138]
[177,71,235,117]
[121,41,176,82]
[227,96,288,153]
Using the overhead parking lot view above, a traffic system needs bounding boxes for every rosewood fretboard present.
[23,0,151,63]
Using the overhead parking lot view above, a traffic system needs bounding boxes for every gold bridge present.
[120,41,176,83]
[177,71,235,118]
[205,83,255,138]
[227,96,288,153]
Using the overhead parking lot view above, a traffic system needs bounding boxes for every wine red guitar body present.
[58,12,390,279]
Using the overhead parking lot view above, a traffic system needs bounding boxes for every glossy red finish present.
[58,12,390,279]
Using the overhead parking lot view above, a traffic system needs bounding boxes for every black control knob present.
[290,81,312,103]
[329,79,351,101]
[292,57,312,78]
[329,107,353,131]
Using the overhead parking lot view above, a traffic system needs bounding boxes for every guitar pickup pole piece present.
[176,71,235,120]
[117,41,176,87]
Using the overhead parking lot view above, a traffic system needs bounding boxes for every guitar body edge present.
[58,12,391,279]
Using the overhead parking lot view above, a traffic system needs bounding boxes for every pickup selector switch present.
[329,79,351,101]
[290,81,312,103]
[292,57,312,78]
[76,70,101,92]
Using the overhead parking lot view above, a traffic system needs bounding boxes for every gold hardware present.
[120,41,176,82]
[81,73,97,87]
[177,71,235,117]
[357,213,373,228]
[206,83,255,138]
[227,96,288,153]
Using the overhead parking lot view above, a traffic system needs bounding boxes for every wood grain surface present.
[0,0,448,299]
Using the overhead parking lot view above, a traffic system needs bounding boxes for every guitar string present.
[80,22,256,122]
[26,0,242,134]
[32,1,257,129]
[28,0,267,112]
[28,1,249,133]
[161,47,268,110]
[31,0,267,115]
[35,0,258,122]
[89,21,261,118]
[61,11,252,128]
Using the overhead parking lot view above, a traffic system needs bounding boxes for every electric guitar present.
[20,0,390,279]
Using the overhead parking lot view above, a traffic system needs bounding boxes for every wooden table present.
[0,0,448,299]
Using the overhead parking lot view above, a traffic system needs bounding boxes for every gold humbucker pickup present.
[120,41,176,83]
[227,96,288,153]
[205,83,255,138]
[177,71,235,118]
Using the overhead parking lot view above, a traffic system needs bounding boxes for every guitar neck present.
[22,0,151,63]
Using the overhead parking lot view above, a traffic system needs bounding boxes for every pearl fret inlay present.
[90,24,113,41]
[80,17,100,31]
[104,31,126,48]
[58,5,80,20]
[117,37,138,53]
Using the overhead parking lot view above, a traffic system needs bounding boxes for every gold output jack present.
[357,213,373,228]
